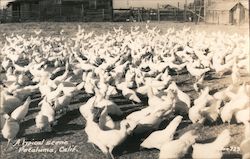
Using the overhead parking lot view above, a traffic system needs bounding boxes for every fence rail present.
[113,8,195,22]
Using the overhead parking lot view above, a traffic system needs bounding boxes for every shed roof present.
[241,1,249,10]
[207,2,237,11]
[161,4,178,9]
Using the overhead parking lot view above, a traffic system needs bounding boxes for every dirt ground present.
[0,22,249,159]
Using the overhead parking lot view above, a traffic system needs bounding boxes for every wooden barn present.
[204,0,249,25]
[5,0,113,21]
[6,0,39,21]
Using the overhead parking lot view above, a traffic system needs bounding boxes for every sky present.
[0,0,15,9]
[113,0,194,9]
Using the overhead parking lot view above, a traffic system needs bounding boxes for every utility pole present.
[110,0,113,21]
[184,0,187,21]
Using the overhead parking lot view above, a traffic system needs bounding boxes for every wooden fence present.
[0,4,201,23]
[113,8,195,22]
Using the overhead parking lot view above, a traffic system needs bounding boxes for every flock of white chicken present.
[0,25,250,159]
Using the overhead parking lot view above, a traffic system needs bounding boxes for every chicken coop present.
[2,0,248,24]
[3,0,113,22]
[204,0,249,25]
[5,0,40,22]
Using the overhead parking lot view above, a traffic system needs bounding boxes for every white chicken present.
[192,129,231,159]
[231,61,241,85]
[186,63,210,81]
[2,114,20,149]
[10,96,31,122]
[35,112,50,131]
[0,90,22,114]
[235,107,250,124]
[167,81,191,114]
[85,116,135,159]
[220,84,250,123]
[159,130,197,159]
[189,87,214,123]
[98,106,120,130]
[40,98,56,125]
[200,99,222,123]
[79,96,96,119]
[140,115,183,149]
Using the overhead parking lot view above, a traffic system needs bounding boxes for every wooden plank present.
[186,8,204,20]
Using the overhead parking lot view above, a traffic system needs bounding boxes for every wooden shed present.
[7,0,39,21]
[238,1,249,24]
[230,2,249,25]
[205,0,249,25]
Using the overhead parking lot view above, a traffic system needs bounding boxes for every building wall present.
[20,3,29,19]
[5,5,13,19]
[244,9,249,23]
[205,10,229,24]
[5,1,40,21]
[204,0,249,24]
[231,3,248,24]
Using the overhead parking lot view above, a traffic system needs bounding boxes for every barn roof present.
[207,2,237,11]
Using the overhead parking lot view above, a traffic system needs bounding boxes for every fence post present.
[177,2,179,21]
[184,5,186,21]
[38,4,40,21]
[102,9,105,21]
[198,6,202,23]
[111,8,114,21]
[157,3,160,22]
[184,0,187,21]
[213,10,214,23]
[204,0,206,23]
[81,4,84,21]
[218,15,219,25]
[194,4,197,24]
[137,9,140,22]
[60,4,62,21]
